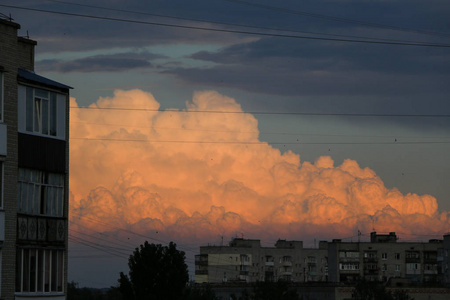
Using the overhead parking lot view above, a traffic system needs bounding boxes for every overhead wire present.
[69,121,450,140]
[70,106,450,117]
[224,0,450,38]
[44,0,448,45]
[69,137,450,145]
[1,4,450,47]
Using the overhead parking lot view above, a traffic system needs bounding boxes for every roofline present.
[18,68,73,92]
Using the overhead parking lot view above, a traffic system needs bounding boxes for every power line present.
[69,137,450,145]
[70,106,450,117]
[225,0,450,38]
[69,121,450,139]
[1,4,450,48]
[70,211,201,256]
[45,0,446,46]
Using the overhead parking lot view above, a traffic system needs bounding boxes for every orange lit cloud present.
[69,90,449,244]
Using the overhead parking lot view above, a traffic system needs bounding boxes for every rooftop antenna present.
[0,12,13,21]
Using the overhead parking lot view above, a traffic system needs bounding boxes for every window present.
[395,265,401,271]
[240,255,249,263]
[340,251,359,258]
[16,248,64,293]
[308,256,316,263]
[17,168,64,217]
[382,253,387,260]
[0,161,3,209]
[339,263,359,270]
[364,251,377,259]
[282,256,292,263]
[406,251,420,259]
[0,72,3,122]
[266,256,274,262]
[395,253,400,260]
[25,87,57,136]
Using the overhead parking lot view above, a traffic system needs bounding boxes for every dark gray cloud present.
[8,0,450,54]
[165,37,450,98]
[36,52,166,73]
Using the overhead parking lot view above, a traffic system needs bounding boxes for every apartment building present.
[0,17,71,300]
[328,232,445,284]
[195,238,328,283]
[196,233,450,286]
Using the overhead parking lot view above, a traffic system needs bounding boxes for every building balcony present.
[17,215,65,243]
[280,271,292,276]
[364,269,379,275]
[282,261,292,267]
[195,270,208,275]
[405,258,420,263]
[265,261,274,266]
[340,257,360,263]
[363,258,378,263]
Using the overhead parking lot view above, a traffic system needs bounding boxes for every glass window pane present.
[37,249,44,292]
[57,188,63,216]
[58,188,64,216]
[16,249,23,292]
[57,251,63,292]
[23,249,30,292]
[40,186,47,215]
[26,87,33,131]
[17,182,23,212]
[34,98,41,132]
[0,73,3,121]
[51,250,58,291]
[27,184,34,214]
[30,249,37,292]
[35,89,49,99]
[42,99,49,134]
[45,250,50,292]
[33,185,40,215]
[50,93,57,136]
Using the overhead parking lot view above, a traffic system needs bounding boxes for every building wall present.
[196,238,328,284]
[1,18,22,300]
[443,235,450,285]
[328,233,443,284]
[0,18,69,300]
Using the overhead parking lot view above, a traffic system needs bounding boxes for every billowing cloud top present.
[70,89,448,243]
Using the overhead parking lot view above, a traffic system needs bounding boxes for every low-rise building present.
[196,232,450,286]
[328,232,443,284]
[195,238,328,283]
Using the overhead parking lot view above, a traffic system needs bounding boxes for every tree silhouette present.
[252,280,299,300]
[118,241,189,300]
[352,280,413,300]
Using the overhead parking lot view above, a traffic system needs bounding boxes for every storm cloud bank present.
[70,90,448,244]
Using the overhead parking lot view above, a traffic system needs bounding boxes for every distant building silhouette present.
[196,232,450,286]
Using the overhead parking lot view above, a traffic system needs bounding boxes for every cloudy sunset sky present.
[2,0,450,287]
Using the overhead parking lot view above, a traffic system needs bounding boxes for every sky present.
[2,0,450,287]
